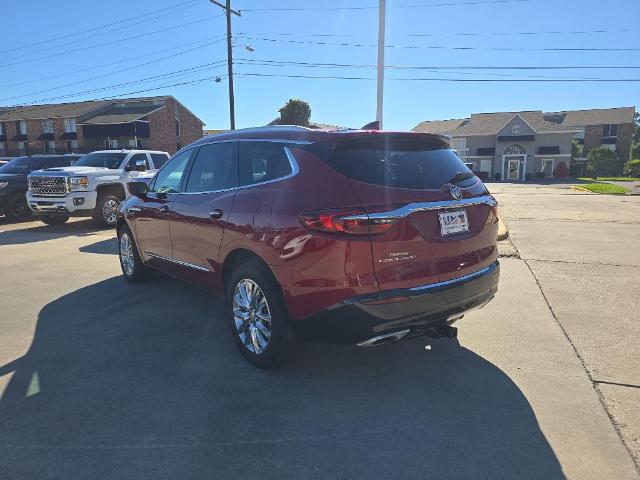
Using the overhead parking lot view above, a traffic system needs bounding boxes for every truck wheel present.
[94,194,122,227]
[40,215,69,226]
[226,261,297,368]
[117,225,153,283]
[6,193,32,221]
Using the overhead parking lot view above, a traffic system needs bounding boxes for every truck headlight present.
[0,182,8,190]
[68,176,89,189]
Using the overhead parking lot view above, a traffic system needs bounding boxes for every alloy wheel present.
[119,232,135,277]
[233,279,272,354]
[102,199,120,225]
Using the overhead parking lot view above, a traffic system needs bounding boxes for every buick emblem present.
[450,185,462,200]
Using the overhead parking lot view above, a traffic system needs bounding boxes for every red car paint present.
[119,127,499,343]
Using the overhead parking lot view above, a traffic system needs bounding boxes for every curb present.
[497,217,509,241]
[571,186,594,194]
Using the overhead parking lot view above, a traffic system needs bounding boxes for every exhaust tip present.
[357,329,411,347]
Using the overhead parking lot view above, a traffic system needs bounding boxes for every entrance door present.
[507,159,520,181]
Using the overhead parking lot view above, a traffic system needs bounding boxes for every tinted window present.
[239,142,292,186]
[148,149,193,194]
[328,138,475,189]
[185,143,236,193]
[0,157,31,174]
[42,157,73,168]
[127,153,149,170]
[151,153,169,169]
[75,152,127,169]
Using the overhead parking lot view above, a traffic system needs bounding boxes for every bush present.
[623,159,640,178]
[631,143,640,161]
[278,99,311,126]
[553,161,569,178]
[586,147,619,177]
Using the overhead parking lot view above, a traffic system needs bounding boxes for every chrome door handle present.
[209,209,224,219]
[158,205,170,213]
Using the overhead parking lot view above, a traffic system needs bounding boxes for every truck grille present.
[29,176,68,196]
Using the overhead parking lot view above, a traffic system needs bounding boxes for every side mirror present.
[127,180,148,197]
[126,159,147,172]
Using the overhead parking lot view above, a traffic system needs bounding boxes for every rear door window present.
[238,142,292,186]
[151,153,169,169]
[184,142,237,193]
[328,137,475,189]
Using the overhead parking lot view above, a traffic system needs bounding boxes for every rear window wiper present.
[448,171,475,184]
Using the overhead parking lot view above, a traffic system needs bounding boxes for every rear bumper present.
[294,261,500,344]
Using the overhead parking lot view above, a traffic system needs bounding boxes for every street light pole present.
[210,0,241,130]
[376,0,386,130]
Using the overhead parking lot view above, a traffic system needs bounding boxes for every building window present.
[175,119,181,137]
[0,142,5,152]
[503,144,527,155]
[0,122,4,136]
[541,159,554,177]
[42,119,54,134]
[602,144,617,152]
[16,120,27,135]
[66,140,78,153]
[18,141,28,154]
[479,159,492,173]
[104,139,118,149]
[603,124,618,138]
[64,118,77,133]
[44,140,56,154]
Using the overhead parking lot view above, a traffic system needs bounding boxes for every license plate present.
[438,210,469,236]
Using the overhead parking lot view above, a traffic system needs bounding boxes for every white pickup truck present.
[27,149,170,226]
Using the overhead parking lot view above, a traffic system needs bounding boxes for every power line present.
[0,37,223,90]
[234,34,640,51]
[0,14,224,68]
[0,0,202,55]
[240,0,530,12]
[0,38,226,103]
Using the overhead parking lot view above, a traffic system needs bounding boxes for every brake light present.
[486,205,499,225]
[300,210,398,235]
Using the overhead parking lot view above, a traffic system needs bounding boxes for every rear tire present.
[5,193,31,221]
[227,262,296,368]
[93,194,122,227]
[39,215,69,226]
[117,225,153,283]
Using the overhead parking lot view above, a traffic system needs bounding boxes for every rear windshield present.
[328,138,476,189]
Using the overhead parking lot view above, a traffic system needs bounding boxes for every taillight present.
[300,209,398,235]
[486,205,499,225]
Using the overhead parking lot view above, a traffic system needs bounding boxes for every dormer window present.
[511,124,521,135]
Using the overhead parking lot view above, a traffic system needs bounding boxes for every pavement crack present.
[525,258,640,268]
[594,380,640,390]
[519,251,640,472]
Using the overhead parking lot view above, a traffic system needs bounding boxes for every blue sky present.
[1,0,639,130]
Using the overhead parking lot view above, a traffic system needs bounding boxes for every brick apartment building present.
[0,95,204,157]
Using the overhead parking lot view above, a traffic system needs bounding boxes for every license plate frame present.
[438,210,469,236]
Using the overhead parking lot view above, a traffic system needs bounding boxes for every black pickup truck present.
[0,155,82,220]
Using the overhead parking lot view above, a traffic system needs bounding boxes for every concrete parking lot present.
[0,184,638,479]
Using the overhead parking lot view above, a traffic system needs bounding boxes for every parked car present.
[27,149,170,226]
[0,155,82,221]
[116,127,500,368]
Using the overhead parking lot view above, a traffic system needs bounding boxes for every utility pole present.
[210,0,240,130]
[376,0,386,130]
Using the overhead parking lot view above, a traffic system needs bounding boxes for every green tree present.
[278,99,311,126]
[623,159,640,178]
[632,142,640,160]
[633,112,640,144]
[586,147,620,177]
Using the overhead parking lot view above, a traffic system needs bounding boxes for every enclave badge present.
[450,184,462,200]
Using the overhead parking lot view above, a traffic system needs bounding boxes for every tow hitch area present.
[424,324,458,340]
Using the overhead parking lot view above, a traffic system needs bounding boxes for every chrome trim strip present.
[409,261,499,293]
[127,207,142,213]
[144,252,210,272]
[341,195,498,221]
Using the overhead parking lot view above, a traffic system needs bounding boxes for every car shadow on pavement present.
[79,237,117,255]
[0,276,564,480]
[0,219,111,246]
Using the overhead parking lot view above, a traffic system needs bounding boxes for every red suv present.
[117,127,499,367]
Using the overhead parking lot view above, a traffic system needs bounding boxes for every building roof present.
[453,111,571,136]
[412,118,465,134]
[544,107,635,127]
[78,104,164,125]
[0,95,204,125]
